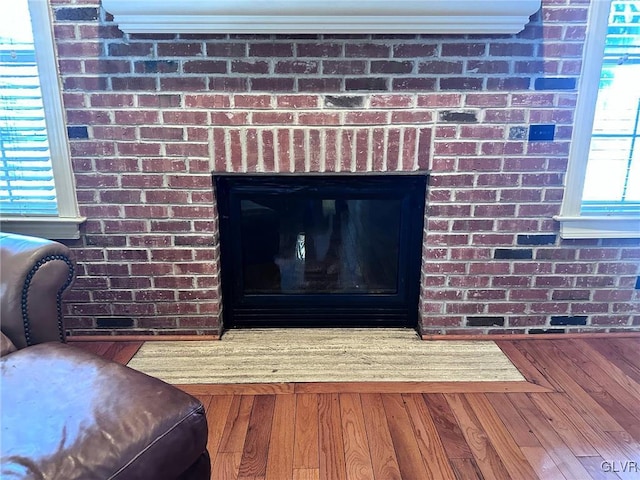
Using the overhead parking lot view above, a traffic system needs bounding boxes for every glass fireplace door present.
[241,197,401,295]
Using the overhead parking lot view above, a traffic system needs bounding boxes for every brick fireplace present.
[54,0,640,337]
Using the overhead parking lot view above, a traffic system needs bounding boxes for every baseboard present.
[67,334,220,342]
[421,332,640,341]
[66,332,640,342]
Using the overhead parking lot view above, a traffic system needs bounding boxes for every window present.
[558,0,640,238]
[0,0,83,239]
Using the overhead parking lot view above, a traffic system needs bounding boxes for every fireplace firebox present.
[214,174,427,328]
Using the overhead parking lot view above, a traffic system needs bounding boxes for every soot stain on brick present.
[324,95,365,108]
[439,111,478,123]
[509,126,528,140]
[55,7,99,21]
[345,78,388,91]
[494,249,534,260]
[67,126,89,139]
[550,316,588,326]
[517,234,557,246]
[466,316,505,327]
[534,77,577,90]
[96,317,134,328]
[138,60,179,74]
[529,328,566,334]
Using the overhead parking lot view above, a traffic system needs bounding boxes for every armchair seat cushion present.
[1,343,208,480]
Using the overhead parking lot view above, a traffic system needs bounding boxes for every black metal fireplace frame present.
[214,173,428,329]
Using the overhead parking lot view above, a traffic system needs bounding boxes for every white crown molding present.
[101,0,542,34]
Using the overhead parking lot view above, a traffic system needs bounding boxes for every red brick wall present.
[53,0,640,336]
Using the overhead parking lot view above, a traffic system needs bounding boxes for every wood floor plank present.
[528,393,599,457]
[562,339,640,399]
[193,394,212,411]
[266,394,296,480]
[496,340,556,390]
[107,341,143,365]
[586,390,640,441]
[599,432,640,480]
[219,395,255,454]
[382,394,433,480]
[422,393,474,460]
[402,393,457,480]
[542,393,633,453]
[515,341,624,432]
[519,446,568,480]
[584,339,640,385]
[507,393,592,480]
[609,338,640,370]
[360,393,402,480]
[590,445,639,480]
[604,431,640,466]
[444,393,511,480]
[293,394,319,471]
[318,393,347,480]
[239,395,276,478]
[510,341,566,392]
[73,340,141,365]
[211,452,241,480]
[293,469,320,480]
[485,393,541,448]
[578,456,623,480]
[449,458,484,480]
[464,393,538,479]
[77,341,115,358]
[206,395,235,456]
[339,394,375,480]
[537,393,640,480]
[536,341,640,441]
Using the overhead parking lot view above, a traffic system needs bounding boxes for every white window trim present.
[555,0,640,239]
[0,0,85,239]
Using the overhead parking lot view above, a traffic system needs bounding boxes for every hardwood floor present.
[77,337,640,480]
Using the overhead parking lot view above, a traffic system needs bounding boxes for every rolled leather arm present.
[0,233,75,349]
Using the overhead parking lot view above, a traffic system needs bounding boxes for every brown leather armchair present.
[0,233,210,480]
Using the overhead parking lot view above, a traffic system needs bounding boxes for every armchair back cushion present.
[0,233,75,349]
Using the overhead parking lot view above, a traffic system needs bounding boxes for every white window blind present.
[0,0,57,216]
[0,0,84,239]
[581,0,640,215]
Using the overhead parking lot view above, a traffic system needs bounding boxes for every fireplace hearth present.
[215,174,427,329]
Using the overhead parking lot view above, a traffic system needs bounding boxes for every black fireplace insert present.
[214,174,427,328]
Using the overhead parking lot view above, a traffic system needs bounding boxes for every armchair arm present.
[0,233,75,349]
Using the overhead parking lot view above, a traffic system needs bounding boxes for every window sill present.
[0,216,86,240]
[554,215,640,239]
